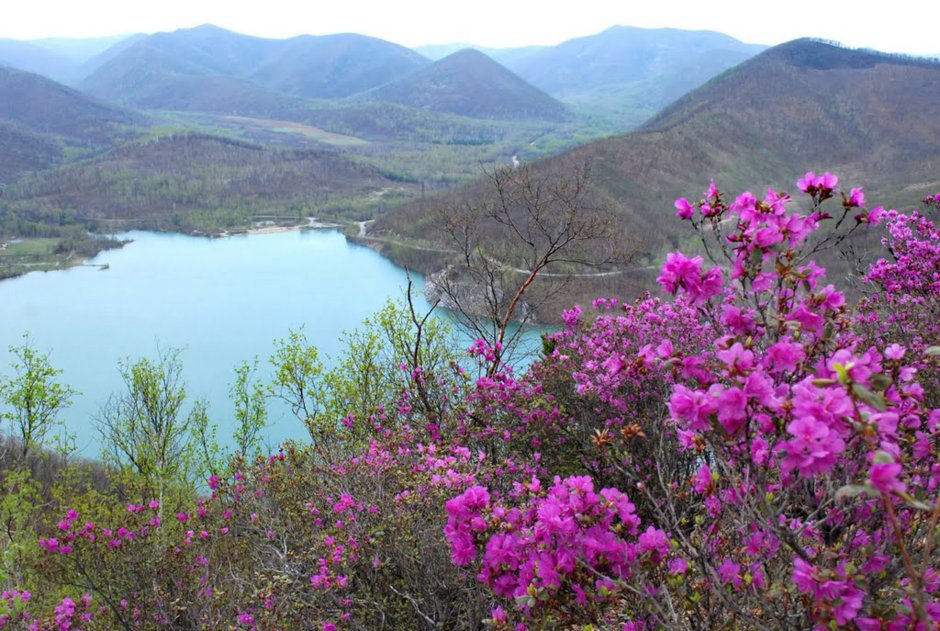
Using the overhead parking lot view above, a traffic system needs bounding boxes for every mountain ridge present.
[0,64,143,181]
[79,24,430,105]
[360,48,569,121]
[369,38,940,318]
[414,26,768,127]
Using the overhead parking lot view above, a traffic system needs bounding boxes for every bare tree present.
[430,161,631,374]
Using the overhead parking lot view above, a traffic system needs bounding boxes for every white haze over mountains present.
[2,0,939,57]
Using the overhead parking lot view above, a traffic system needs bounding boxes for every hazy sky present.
[5,0,939,56]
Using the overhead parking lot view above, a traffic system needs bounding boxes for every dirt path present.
[356,220,374,237]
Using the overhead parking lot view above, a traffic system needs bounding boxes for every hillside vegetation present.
[0,122,62,181]
[369,40,940,319]
[3,133,418,232]
[1,172,938,630]
[0,65,140,162]
[362,49,569,121]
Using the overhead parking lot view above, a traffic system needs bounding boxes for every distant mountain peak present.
[178,23,234,35]
[364,48,569,121]
[80,26,430,104]
[759,37,940,70]
[442,48,491,61]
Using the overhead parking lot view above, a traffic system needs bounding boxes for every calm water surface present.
[0,229,442,453]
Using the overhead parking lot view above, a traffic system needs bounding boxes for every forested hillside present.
[3,134,417,232]
[0,65,141,181]
[362,49,569,121]
[369,39,940,318]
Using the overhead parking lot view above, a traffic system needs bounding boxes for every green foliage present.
[324,298,458,435]
[0,466,42,584]
[269,329,327,441]
[230,358,267,457]
[269,298,459,447]
[97,347,205,499]
[0,334,76,459]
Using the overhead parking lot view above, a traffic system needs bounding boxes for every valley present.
[2,11,940,629]
[1,25,938,323]
[0,23,770,283]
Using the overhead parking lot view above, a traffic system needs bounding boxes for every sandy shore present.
[240,218,344,236]
[244,224,300,235]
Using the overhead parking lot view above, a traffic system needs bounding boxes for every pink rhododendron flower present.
[674,197,695,219]
[870,460,906,494]
[779,416,845,476]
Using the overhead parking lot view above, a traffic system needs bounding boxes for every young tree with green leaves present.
[269,329,327,442]
[0,334,76,459]
[230,357,267,456]
[96,347,203,503]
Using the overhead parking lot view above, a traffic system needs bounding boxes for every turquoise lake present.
[0,229,475,454]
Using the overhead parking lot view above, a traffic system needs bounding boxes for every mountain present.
[247,33,428,98]
[362,49,569,121]
[0,40,78,82]
[415,43,547,67]
[0,65,140,142]
[80,24,428,106]
[71,33,149,82]
[505,26,764,97]
[79,25,272,104]
[418,27,765,128]
[632,39,940,190]
[30,34,143,65]
[370,39,940,317]
[0,65,142,181]
[79,26,570,134]
[0,34,140,83]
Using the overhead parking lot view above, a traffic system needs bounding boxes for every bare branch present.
[431,160,631,374]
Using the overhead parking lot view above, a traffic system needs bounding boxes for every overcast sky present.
[4,0,939,56]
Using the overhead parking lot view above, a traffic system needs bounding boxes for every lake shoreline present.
[0,218,349,281]
[0,228,438,454]
[224,217,345,237]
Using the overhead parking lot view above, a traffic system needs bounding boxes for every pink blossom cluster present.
[866,209,940,295]
[16,174,940,629]
[447,174,940,628]
[38,501,163,556]
[656,252,723,305]
[2,593,100,631]
[0,589,31,628]
[446,475,666,621]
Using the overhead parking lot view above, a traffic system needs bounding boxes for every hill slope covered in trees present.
[370,39,940,317]
[0,65,142,181]
[363,49,569,121]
